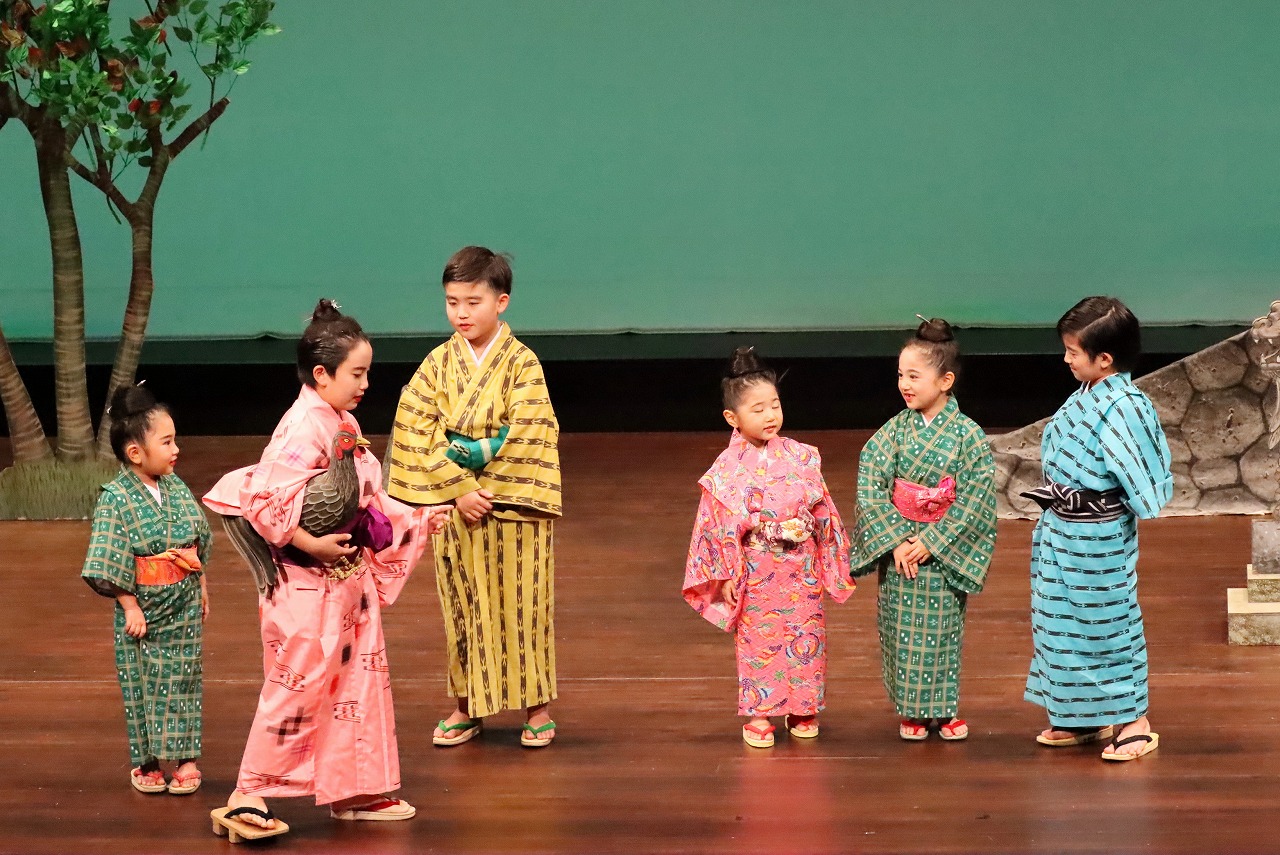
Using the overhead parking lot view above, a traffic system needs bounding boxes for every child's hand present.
[308,532,358,564]
[902,536,932,566]
[456,489,495,524]
[425,504,454,534]
[200,576,210,622]
[892,542,919,580]
[722,578,739,609]
[123,606,147,638]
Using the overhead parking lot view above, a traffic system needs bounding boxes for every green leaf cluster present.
[1,0,278,180]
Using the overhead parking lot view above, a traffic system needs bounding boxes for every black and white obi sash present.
[1020,481,1126,522]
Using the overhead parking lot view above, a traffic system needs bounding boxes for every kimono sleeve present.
[195,508,213,568]
[682,489,748,631]
[386,354,480,505]
[1099,392,1173,520]
[811,475,855,603]
[482,352,562,516]
[240,412,329,547]
[917,428,998,594]
[852,422,916,576]
[81,488,135,598]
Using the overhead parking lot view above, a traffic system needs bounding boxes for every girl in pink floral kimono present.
[204,300,450,840]
[683,347,855,748]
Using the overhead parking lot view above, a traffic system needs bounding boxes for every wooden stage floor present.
[0,431,1270,854]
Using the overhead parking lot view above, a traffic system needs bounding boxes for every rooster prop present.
[221,429,392,596]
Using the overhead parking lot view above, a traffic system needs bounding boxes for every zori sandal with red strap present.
[785,714,819,738]
[899,720,929,741]
[742,721,776,748]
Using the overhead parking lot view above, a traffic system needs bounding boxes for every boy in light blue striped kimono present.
[1023,297,1173,762]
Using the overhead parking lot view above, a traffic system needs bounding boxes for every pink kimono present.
[683,433,855,717]
[204,385,434,805]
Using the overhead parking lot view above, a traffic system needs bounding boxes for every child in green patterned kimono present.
[82,385,211,795]
[852,318,997,742]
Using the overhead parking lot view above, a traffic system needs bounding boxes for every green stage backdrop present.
[2,0,1277,342]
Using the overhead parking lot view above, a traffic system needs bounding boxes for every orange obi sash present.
[134,547,201,586]
[891,477,956,524]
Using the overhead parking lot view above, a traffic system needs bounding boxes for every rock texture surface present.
[992,330,1280,518]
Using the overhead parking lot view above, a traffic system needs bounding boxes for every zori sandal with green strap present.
[521,720,557,748]
[433,718,482,747]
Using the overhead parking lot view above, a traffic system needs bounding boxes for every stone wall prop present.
[992,329,1280,519]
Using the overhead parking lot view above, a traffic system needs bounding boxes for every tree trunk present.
[96,212,156,460]
[0,320,53,462]
[35,124,93,461]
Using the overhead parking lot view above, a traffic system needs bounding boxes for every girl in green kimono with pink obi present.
[853,318,998,742]
[82,385,211,795]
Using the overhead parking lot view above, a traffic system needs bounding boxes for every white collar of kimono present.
[915,395,958,427]
[466,324,507,366]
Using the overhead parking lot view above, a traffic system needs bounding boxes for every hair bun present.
[727,345,765,378]
[109,383,157,419]
[915,316,954,344]
[311,298,344,324]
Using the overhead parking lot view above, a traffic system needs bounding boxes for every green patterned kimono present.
[853,397,997,719]
[82,468,212,766]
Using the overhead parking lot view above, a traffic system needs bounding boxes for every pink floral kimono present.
[683,432,854,717]
[204,385,435,806]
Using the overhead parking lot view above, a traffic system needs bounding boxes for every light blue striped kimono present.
[1024,373,1173,726]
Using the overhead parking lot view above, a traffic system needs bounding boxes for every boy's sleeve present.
[386,353,481,505]
[1100,393,1173,520]
[480,352,562,517]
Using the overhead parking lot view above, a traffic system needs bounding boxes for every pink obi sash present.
[134,547,201,586]
[892,477,956,524]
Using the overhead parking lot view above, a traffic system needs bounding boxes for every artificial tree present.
[0,0,277,516]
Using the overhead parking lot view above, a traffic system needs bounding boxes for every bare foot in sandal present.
[433,701,477,742]
[524,703,556,744]
[226,790,276,830]
[786,714,818,737]
[1105,716,1154,758]
[169,760,202,794]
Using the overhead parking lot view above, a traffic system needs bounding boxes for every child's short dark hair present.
[722,346,777,409]
[1057,296,1141,372]
[904,316,960,379]
[108,383,170,463]
[442,246,513,295]
[297,298,370,386]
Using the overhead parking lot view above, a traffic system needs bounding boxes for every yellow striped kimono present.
[387,323,561,717]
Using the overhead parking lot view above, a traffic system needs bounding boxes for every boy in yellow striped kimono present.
[387,246,562,748]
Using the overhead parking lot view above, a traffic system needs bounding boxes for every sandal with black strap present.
[210,806,290,842]
[1036,724,1115,747]
[1101,732,1160,762]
